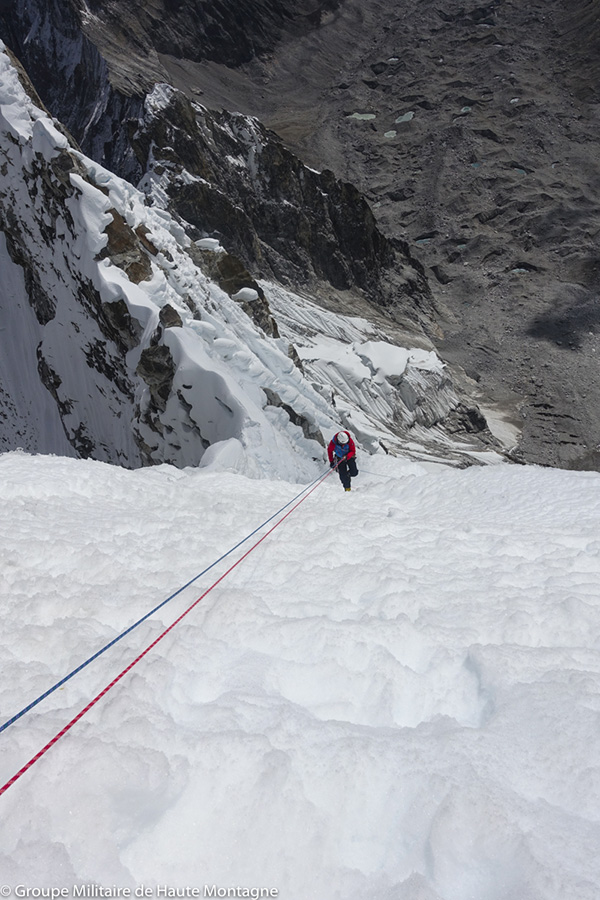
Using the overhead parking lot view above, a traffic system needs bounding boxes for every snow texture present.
[1,450,600,900]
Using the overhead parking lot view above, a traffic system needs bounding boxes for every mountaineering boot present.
[345,487,351,492]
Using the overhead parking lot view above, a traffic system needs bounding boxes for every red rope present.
[0,468,335,797]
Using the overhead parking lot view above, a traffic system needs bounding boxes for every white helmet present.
[337,431,349,445]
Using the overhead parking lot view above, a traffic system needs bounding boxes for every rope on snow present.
[0,465,338,797]
[0,466,334,737]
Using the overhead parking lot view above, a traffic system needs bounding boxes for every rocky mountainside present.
[26,0,593,471]
[167,0,600,471]
[4,0,597,470]
[0,35,496,473]
[190,0,600,471]
[0,0,436,324]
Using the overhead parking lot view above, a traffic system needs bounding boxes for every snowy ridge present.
[1,452,600,898]
[0,44,333,478]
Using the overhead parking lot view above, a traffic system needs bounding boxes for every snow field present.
[1,451,600,899]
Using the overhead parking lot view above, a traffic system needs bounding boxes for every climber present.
[328,430,358,492]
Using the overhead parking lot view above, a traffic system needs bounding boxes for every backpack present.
[334,440,347,458]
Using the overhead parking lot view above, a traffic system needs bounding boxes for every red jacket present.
[328,434,356,464]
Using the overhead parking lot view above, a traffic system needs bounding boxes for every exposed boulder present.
[136,344,175,413]
[101,299,144,353]
[189,245,279,337]
[263,386,325,446]
[159,304,183,329]
[97,209,154,283]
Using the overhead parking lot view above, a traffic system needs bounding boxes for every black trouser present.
[337,457,358,489]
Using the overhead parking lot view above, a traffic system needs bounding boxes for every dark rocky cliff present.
[0,0,144,180]
[81,0,341,68]
[131,89,433,327]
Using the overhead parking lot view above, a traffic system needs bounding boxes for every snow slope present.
[1,450,599,899]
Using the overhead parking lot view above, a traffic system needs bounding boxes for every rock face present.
[0,52,139,463]
[0,0,145,180]
[190,246,279,338]
[81,0,342,69]
[131,87,433,332]
[0,0,338,175]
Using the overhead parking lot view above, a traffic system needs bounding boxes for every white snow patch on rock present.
[31,117,69,160]
[232,287,259,303]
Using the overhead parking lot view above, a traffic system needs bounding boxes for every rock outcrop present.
[131,87,434,331]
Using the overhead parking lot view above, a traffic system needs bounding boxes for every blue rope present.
[0,468,328,735]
